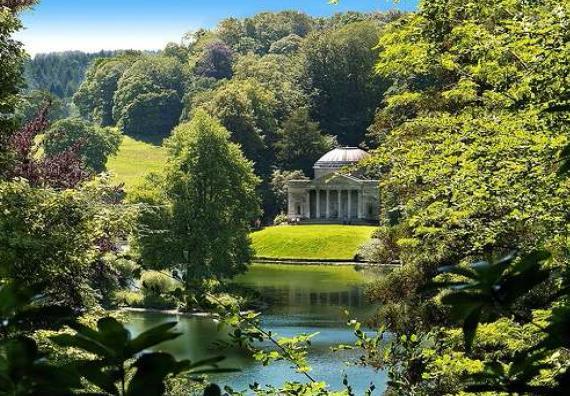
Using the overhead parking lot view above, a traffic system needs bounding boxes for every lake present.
[125,263,387,393]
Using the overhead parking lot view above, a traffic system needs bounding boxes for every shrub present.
[112,258,140,288]
[113,290,144,307]
[140,270,178,296]
[359,226,401,264]
[141,294,178,310]
[273,213,288,225]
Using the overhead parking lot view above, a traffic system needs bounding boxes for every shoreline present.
[121,307,256,318]
[253,258,399,267]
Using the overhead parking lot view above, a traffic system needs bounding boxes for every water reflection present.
[125,264,387,393]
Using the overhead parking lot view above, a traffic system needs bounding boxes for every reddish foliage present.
[8,104,92,189]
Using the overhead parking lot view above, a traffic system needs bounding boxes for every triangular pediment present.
[311,172,363,186]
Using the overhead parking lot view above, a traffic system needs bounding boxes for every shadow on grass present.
[126,132,169,146]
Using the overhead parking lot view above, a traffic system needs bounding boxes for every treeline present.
[24,50,119,99]
[70,10,403,218]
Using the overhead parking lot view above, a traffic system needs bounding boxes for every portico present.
[287,147,379,224]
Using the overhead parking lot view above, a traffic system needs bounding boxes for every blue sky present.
[16,0,418,55]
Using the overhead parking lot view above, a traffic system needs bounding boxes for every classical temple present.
[287,147,379,223]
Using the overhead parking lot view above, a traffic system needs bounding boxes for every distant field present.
[251,225,376,260]
[106,136,167,189]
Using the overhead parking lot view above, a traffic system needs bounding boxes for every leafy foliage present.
[0,179,129,309]
[6,105,90,188]
[302,21,390,145]
[275,108,332,175]
[24,50,119,99]
[0,282,79,396]
[73,54,139,127]
[194,41,234,80]
[52,317,235,395]
[432,251,570,394]
[366,0,570,334]
[113,56,187,138]
[43,117,122,172]
[15,89,68,124]
[0,4,30,171]
[217,11,315,55]
[198,78,278,177]
[132,110,260,298]
[0,282,230,396]
[434,251,551,350]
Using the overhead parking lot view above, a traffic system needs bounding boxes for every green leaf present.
[438,265,478,279]
[51,334,113,358]
[203,384,222,396]
[463,306,482,352]
[73,360,119,395]
[187,356,225,370]
[127,321,180,355]
[127,353,189,396]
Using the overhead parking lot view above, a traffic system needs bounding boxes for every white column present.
[316,189,321,219]
[306,190,311,218]
[358,190,363,219]
[326,190,330,219]
[348,190,352,219]
[287,191,293,217]
[337,189,342,219]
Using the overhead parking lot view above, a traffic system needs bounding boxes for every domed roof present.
[314,147,369,168]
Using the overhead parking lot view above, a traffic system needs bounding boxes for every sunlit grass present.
[251,225,376,260]
[106,135,167,190]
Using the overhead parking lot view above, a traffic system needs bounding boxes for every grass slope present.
[106,136,167,189]
[251,225,376,260]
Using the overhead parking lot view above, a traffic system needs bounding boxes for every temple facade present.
[287,147,379,223]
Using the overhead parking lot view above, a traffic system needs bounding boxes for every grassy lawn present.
[251,224,376,260]
[106,136,167,189]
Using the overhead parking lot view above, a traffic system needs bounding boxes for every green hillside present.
[251,224,376,261]
[106,136,167,189]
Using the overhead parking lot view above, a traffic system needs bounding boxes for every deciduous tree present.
[132,110,260,294]
[43,117,122,172]
[302,21,389,146]
[275,108,332,175]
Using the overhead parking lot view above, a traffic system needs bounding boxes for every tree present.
[0,3,35,174]
[113,56,187,138]
[268,34,303,55]
[198,78,278,176]
[270,169,308,214]
[275,108,332,175]
[24,50,118,100]
[7,105,92,189]
[163,42,190,63]
[194,41,234,80]
[0,180,106,308]
[232,53,307,120]
[43,117,122,172]
[132,110,260,294]
[366,0,569,332]
[302,21,390,146]
[15,90,67,123]
[73,55,139,126]
[361,0,570,393]
[217,11,315,55]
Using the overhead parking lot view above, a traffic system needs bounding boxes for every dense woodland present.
[24,50,119,99]
[1,0,569,395]
[65,10,401,219]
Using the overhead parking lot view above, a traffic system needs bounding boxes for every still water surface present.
[125,264,387,393]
